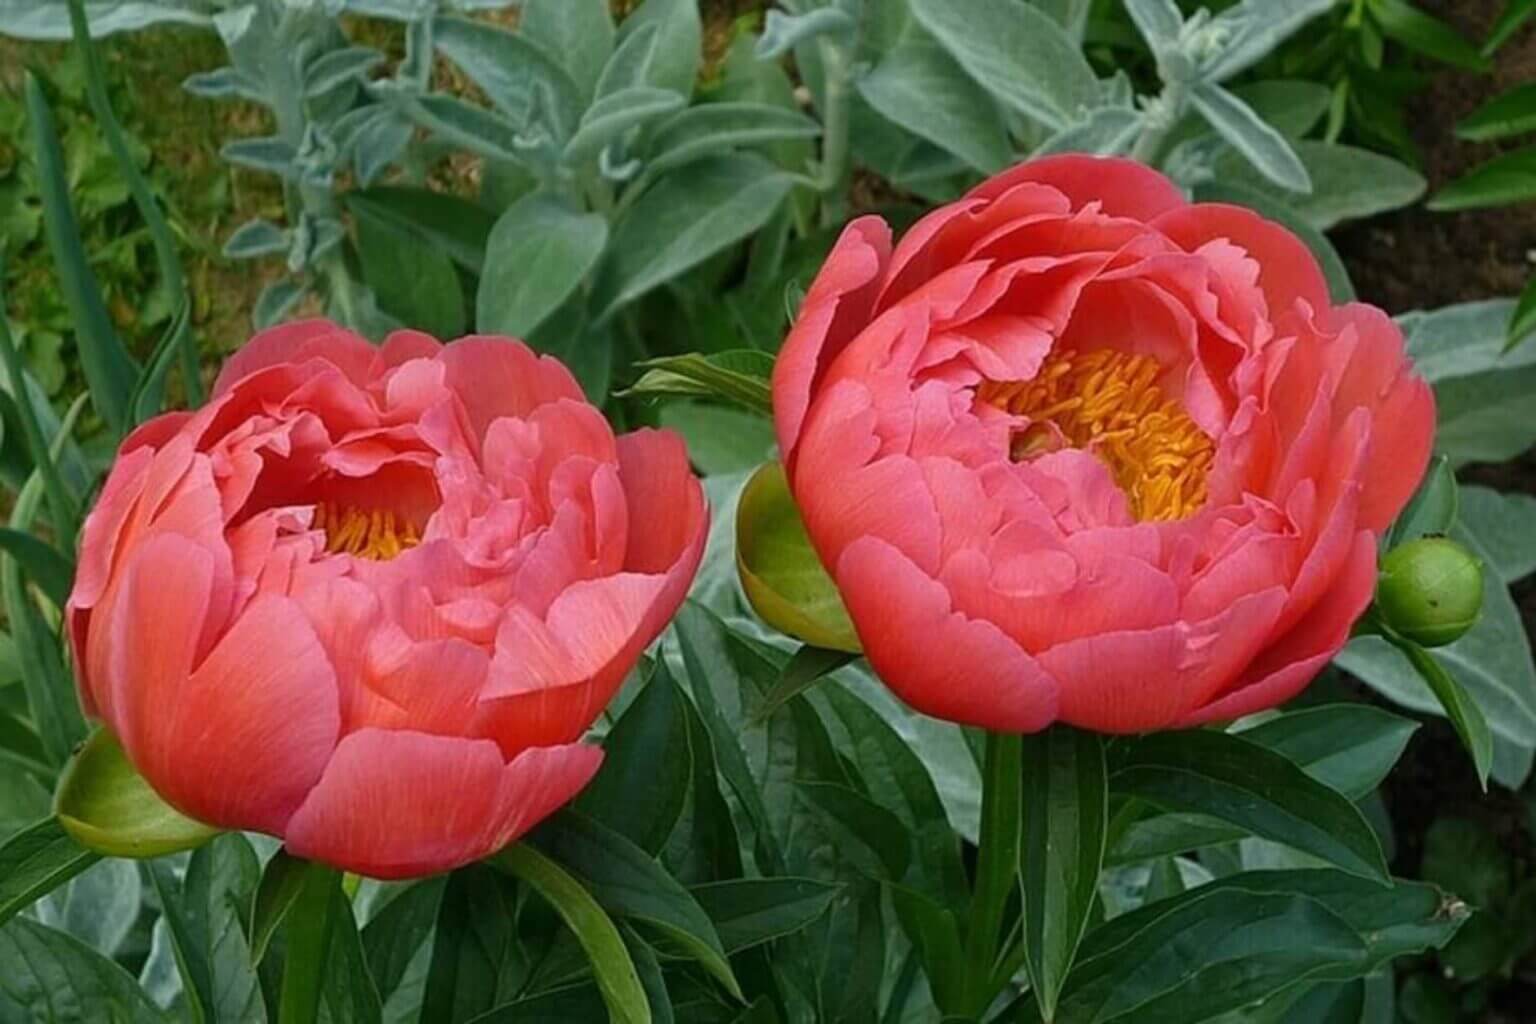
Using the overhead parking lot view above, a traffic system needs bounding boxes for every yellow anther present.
[315,502,422,560]
[977,348,1215,522]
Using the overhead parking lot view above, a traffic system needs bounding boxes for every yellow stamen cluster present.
[978,348,1215,522]
[314,503,422,560]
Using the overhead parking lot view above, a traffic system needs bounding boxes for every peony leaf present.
[0,817,99,930]
[1018,727,1107,1021]
[576,660,692,855]
[691,877,840,954]
[490,844,651,1024]
[1109,730,1390,882]
[54,728,220,859]
[735,461,861,654]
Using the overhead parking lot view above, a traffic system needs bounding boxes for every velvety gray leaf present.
[857,33,1013,175]
[1192,82,1311,193]
[909,0,1099,130]
[476,193,608,338]
[519,0,615,101]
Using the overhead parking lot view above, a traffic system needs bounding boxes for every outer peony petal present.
[211,319,376,397]
[284,730,601,878]
[1179,530,1378,726]
[968,155,1188,220]
[836,536,1058,732]
[615,428,708,575]
[1152,203,1331,321]
[108,534,340,835]
[773,217,893,469]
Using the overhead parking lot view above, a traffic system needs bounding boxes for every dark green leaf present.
[148,834,264,1024]
[1236,704,1418,800]
[1429,144,1536,211]
[1388,456,1458,547]
[1371,0,1492,70]
[0,917,168,1022]
[691,878,839,954]
[625,350,774,414]
[420,866,519,1023]
[354,197,465,340]
[476,193,608,338]
[490,844,650,1024]
[1484,0,1536,54]
[529,810,741,999]
[0,528,73,610]
[754,646,857,723]
[1039,887,1365,1024]
[577,662,691,855]
[345,188,495,274]
[1110,730,1390,881]
[1388,633,1493,789]
[250,848,310,965]
[1456,82,1536,142]
[0,817,98,930]
[820,685,968,908]
[361,878,445,1006]
[1019,727,1107,1020]
[25,73,139,435]
[1509,275,1536,353]
[797,781,912,880]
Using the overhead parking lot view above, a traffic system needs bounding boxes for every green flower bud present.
[1377,537,1484,648]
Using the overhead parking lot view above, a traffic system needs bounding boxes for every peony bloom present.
[67,321,706,877]
[773,156,1432,734]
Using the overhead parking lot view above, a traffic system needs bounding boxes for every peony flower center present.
[979,348,1215,522]
[314,502,422,561]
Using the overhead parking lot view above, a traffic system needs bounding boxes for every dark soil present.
[1334,1,1536,1016]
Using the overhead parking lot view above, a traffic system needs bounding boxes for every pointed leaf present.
[1019,727,1107,1020]
[520,0,615,101]
[490,845,650,1024]
[0,817,98,929]
[1110,729,1390,882]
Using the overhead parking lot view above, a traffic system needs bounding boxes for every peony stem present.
[962,730,1023,1015]
[276,860,342,1024]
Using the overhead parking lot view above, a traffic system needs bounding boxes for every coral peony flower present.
[773,157,1433,734]
[67,321,706,877]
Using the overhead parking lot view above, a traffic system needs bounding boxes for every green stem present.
[1129,79,1188,168]
[963,730,1022,1015]
[814,36,854,230]
[276,862,340,1024]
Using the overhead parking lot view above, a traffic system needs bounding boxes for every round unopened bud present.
[1377,537,1484,648]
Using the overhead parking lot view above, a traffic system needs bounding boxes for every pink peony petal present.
[284,729,601,878]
